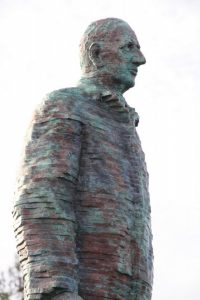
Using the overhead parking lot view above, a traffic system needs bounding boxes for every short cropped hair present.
[79,18,129,74]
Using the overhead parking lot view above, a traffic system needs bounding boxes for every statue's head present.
[79,18,146,93]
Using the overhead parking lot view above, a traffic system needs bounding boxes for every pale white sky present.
[0,0,200,299]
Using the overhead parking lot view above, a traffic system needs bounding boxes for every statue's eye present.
[127,42,134,49]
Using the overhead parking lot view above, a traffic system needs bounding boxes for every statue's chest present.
[78,121,148,197]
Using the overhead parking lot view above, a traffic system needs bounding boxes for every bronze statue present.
[13,18,153,299]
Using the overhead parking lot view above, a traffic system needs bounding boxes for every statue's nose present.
[133,49,146,66]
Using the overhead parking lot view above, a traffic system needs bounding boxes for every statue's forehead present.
[104,23,138,43]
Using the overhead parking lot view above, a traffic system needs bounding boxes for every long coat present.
[13,82,153,300]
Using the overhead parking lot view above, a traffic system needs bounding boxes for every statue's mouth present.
[130,69,138,76]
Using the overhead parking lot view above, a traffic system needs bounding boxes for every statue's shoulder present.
[46,85,97,103]
[46,86,82,104]
[39,86,84,111]
[34,86,88,124]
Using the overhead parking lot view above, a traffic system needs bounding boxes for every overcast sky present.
[0,0,200,299]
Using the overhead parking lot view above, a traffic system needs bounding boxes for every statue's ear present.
[89,42,103,68]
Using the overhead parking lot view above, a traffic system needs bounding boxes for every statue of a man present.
[13,18,153,300]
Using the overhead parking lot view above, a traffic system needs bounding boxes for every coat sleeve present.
[13,96,83,299]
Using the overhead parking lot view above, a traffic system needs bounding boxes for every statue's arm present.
[13,112,83,299]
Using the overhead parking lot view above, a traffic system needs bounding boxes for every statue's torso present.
[14,86,153,300]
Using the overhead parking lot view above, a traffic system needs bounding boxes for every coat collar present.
[78,77,139,126]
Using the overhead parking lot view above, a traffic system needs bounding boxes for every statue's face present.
[100,23,146,92]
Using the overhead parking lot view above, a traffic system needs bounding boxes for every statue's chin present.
[121,77,135,93]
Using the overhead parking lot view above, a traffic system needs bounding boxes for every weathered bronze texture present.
[13,18,153,299]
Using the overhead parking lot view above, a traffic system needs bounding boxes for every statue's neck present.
[79,72,127,95]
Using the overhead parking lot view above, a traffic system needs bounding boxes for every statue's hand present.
[52,292,83,300]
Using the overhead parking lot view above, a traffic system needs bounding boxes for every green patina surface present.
[13,18,153,300]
